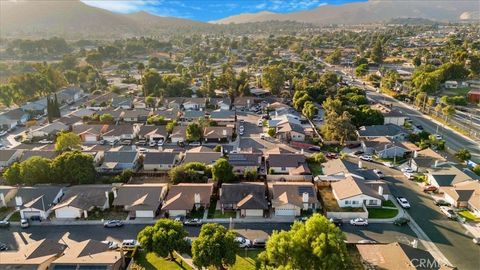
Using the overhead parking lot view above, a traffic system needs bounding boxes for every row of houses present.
[0,181,319,220]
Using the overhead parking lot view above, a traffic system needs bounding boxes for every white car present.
[157,139,165,146]
[396,197,411,209]
[359,155,373,161]
[433,134,443,140]
[401,167,414,173]
[138,147,148,153]
[38,139,53,144]
[239,126,245,132]
[101,240,118,249]
[257,120,263,127]
[234,237,252,248]
[260,133,266,140]
[189,141,201,146]
[20,218,29,228]
[121,239,139,250]
[439,206,457,219]
[149,141,157,147]
[373,169,384,179]
[350,218,368,226]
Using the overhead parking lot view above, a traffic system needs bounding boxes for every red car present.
[423,185,438,193]
[326,152,338,159]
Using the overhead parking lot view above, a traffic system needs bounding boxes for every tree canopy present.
[192,223,237,270]
[137,219,188,260]
[211,158,234,183]
[55,132,82,152]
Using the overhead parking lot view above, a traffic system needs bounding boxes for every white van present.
[121,239,139,250]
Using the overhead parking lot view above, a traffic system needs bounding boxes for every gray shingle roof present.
[143,152,178,165]
[220,183,268,210]
[357,124,408,137]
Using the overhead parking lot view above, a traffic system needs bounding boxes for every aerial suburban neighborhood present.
[0,0,479,269]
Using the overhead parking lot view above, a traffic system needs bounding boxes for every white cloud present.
[82,0,159,13]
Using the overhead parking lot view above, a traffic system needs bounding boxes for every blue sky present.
[81,0,363,21]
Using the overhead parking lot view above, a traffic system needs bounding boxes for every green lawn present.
[134,251,192,270]
[382,200,396,208]
[230,250,261,270]
[209,210,236,219]
[86,208,128,220]
[319,187,363,212]
[0,207,14,220]
[368,208,399,219]
[457,210,480,222]
[308,162,323,176]
[9,211,21,222]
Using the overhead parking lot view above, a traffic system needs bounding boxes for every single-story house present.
[442,181,480,216]
[58,86,84,104]
[72,124,112,143]
[165,98,184,110]
[138,125,168,142]
[50,238,124,270]
[111,96,133,109]
[28,122,70,139]
[266,153,306,174]
[51,185,113,219]
[331,177,387,208]
[182,110,206,122]
[113,183,167,218]
[357,124,409,141]
[121,109,151,122]
[275,122,305,142]
[143,152,180,171]
[182,146,223,165]
[203,126,233,143]
[102,124,139,142]
[370,103,407,126]
[161,183,214,217]
[0,239,66,269]
[409,148,447,173]
[209,109,235,123]
[19,150,58,162]
[426,165,475,188]
[228,151,262,175]
[9,185,65,220]
[0,108,29,130]
[183,98,207,111]
[271,182,319,216]
[220,182,268,217]
[0,149,22,168]
[233,97,258,110]
[155,108,180,121]
[361,136,418,158]
[100,151,139,173]
[319,158,379,182]
[170,125,187,143]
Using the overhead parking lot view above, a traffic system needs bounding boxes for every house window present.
[281,167,286,171]
[345,200,350,205]
[352,201,358,205]
[368,200,378,205]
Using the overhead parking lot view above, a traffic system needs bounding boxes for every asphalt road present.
[357,158,480,270]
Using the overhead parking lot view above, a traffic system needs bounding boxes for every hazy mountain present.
[0,0,204,39]
[213,0,479,25]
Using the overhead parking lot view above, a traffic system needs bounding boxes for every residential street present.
[358,158,480,270]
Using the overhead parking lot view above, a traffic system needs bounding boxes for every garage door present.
[55,208,81,219]
[245,209,263,217]
[22,210,41,219]
[275,209,296,216]
[136,210,154,218]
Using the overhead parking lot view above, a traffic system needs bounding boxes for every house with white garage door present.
[270,182,319,217]
[52,185,113,219]
[8,185,65,220]
[220,182,269,218]
[113,183,167,218]
[162,183,213,217]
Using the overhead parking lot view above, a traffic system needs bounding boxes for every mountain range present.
[0,0,478,39]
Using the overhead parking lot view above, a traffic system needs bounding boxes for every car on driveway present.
[350,218,368,226]
[101,240,119,249]
[235,237,251,248]
[121,239,139,250]
[357,239,377,244]
[401,167,414,173]
[329,218,343,227]
[20,218,29,228]
[308,146,321,152]
[184,218,202,226]
[396,197,411,209]
[103,220,124,228]
[423,185,438,193]
[189,141,201,146]
[373,169,384,179]
[0,243,8,251]
[326,152,338,159]
[439,206,457,219]
[360,155,373,161]
[393,217,410,226]
[473,237,480,245]
[0,221,10,228]
[434,199,451,207]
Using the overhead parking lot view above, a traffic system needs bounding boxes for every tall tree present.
[137,219,188,260]
[192,223,237,270]
[259,214,349,270]
[212,158,234,183]
[262,65,286,95]
[51,151,96,185]
[55,132,82,152]
[186,123,202,142]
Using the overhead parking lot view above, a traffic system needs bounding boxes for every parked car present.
[434,199,451,207]
[252,238,267,248]
[433,134,443,140]
[121,140,132,146]
[20,218,29,228]
[473,237,480,245]
[189,141,201,146]
[350,218,368,226]
[149,141,157,147]
[423,185,438,193]
[121,239,139,250]
[308,146,321,152]
[296,216,309,222]
[235,237,251,248]
[359,155,373,161]
[174,216,185,222]
[357,239,377,244]
[0,243,8,251]
[416,125,424,130]
[239,129,244,136]
[103,220,124,228]
[38,139,53,144]
[329,218,343,227]
[260,133,266,140]
[393,217,410,226]
[138,147,148,153]
[157,139,165,146]
[0,221,10,228]
[353,150,364,156]
[239,126,245,132]
[257,120,263,127]
[183,218,202,226]
[136,140,147,146]
[101,240,119,249]
[396,197,411,209]
[109,139,119,146]
[178,141,186,147]
[326,152,338,159]
[440,206,457,219]
[401,167,414,173]
[373,169,384,179]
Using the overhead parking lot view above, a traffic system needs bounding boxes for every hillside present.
[0,0,204,39]
[214,0,479,25]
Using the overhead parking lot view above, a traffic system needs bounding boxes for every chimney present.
[301,149,304,154]
[0,193,5,207]
[113,189,118,198]
[194,193,201,209]
[378,186,384,196]
[222,129,227,136]
[434,160,439,168]
[302,192,309,210]
[413,150,418,158]
[358,160,363,169]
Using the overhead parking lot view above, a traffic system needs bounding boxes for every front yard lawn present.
[0,207,14,220]
[209,210,236,219]
[133,251,192,270]
[382,200,396,208]
[457,210,480,222]
[86,208,128,220]
[319,187,363,212]
[231,250,261,270]
[9,211,21,222]
[368,208,398,219]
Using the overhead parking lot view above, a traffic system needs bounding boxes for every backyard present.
[133,251,192,270]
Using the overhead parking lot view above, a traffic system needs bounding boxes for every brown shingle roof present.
[271,182,318,208]
[162,183,213,211]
